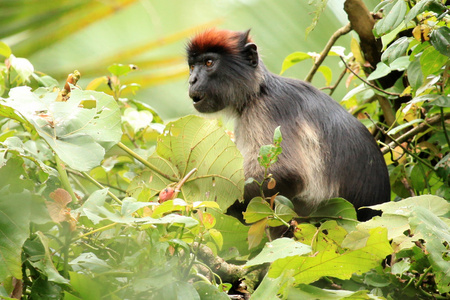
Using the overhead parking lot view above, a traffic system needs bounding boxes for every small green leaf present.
[280,52,311,75]
[273,126,282,145]
[317,65,332,86]
[430,26,450,57]
[369,195,450,217]
[0,42,11,58]
[9,54,34,83]
[194,282,229,300]
[381,36,410,64]
[407,58,423,90]
[389,56,410,71]
[367,62,391,80]
[123,107,154,133]
[274,195,295,210]
[107,63,138,77]
[243,197,273,223]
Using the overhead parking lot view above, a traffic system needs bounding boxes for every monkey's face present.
[188,53,229,113]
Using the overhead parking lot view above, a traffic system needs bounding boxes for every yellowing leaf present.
[269,227,392,284]
[86,76,108,90]
[350,37,365,64]
[248,218,268,250]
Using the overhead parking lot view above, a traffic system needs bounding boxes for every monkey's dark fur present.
[187,29,390,221]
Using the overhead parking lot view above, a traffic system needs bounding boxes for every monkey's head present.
[186,29,262,113]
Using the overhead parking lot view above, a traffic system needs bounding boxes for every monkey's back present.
[235,71,390,220]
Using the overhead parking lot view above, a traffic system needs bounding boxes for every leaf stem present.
[76,222,118,240]
[81,171,122,205]
[117,142,177,181]
[54,154,78,204]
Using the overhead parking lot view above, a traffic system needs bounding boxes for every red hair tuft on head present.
[187,28,252,56]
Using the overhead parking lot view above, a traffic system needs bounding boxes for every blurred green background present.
[0,0,378,120]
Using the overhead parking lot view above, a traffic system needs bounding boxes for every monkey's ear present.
[244,43,259,67]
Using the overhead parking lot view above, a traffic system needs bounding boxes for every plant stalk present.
[55,154,78,203]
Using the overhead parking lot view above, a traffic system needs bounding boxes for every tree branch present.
[305,23,352,83]
[344,0,381,68]
[380,113,450,155]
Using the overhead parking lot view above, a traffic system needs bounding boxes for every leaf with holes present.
[3,87,122,171]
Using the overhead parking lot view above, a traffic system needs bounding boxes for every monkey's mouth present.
[190,92,205,105]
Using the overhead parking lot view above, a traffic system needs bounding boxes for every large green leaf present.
[269,223,392,285]
[3,87,122,171]
[381,36,410,64]
[129,115,244,211]
[374,0,407,36]
[0,157,49,282]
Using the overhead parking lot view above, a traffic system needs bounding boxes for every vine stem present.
[54,154,78,204]
[81,171,122,205]
[117,142,177,182]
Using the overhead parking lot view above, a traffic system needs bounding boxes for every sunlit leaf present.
[246,238,311,267]
[0,42,11,58]
[280,52,311,75]
[269,226,392,284]
[10,55,34,83]
[420,46,448,77]
[3,87,122,171]
[129,115,244,211]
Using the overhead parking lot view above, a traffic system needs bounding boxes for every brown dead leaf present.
[46,188,78,230]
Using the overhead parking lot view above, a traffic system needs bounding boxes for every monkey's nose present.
[189,75,197,85]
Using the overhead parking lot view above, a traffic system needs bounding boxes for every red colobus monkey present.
[186,29,390,221]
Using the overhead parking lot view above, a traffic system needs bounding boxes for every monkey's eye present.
[190,65,195,71]
[205,59,214,67]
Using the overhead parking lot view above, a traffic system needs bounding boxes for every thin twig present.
[339,56,402,96]
[440,107,450,147]
[81,171,123,205]
[381,113,450,154]
[320,68,347,96]
[173,168,197,199]
[118,142,178,182]
[305,23,352,83]
[365,113,435,170]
